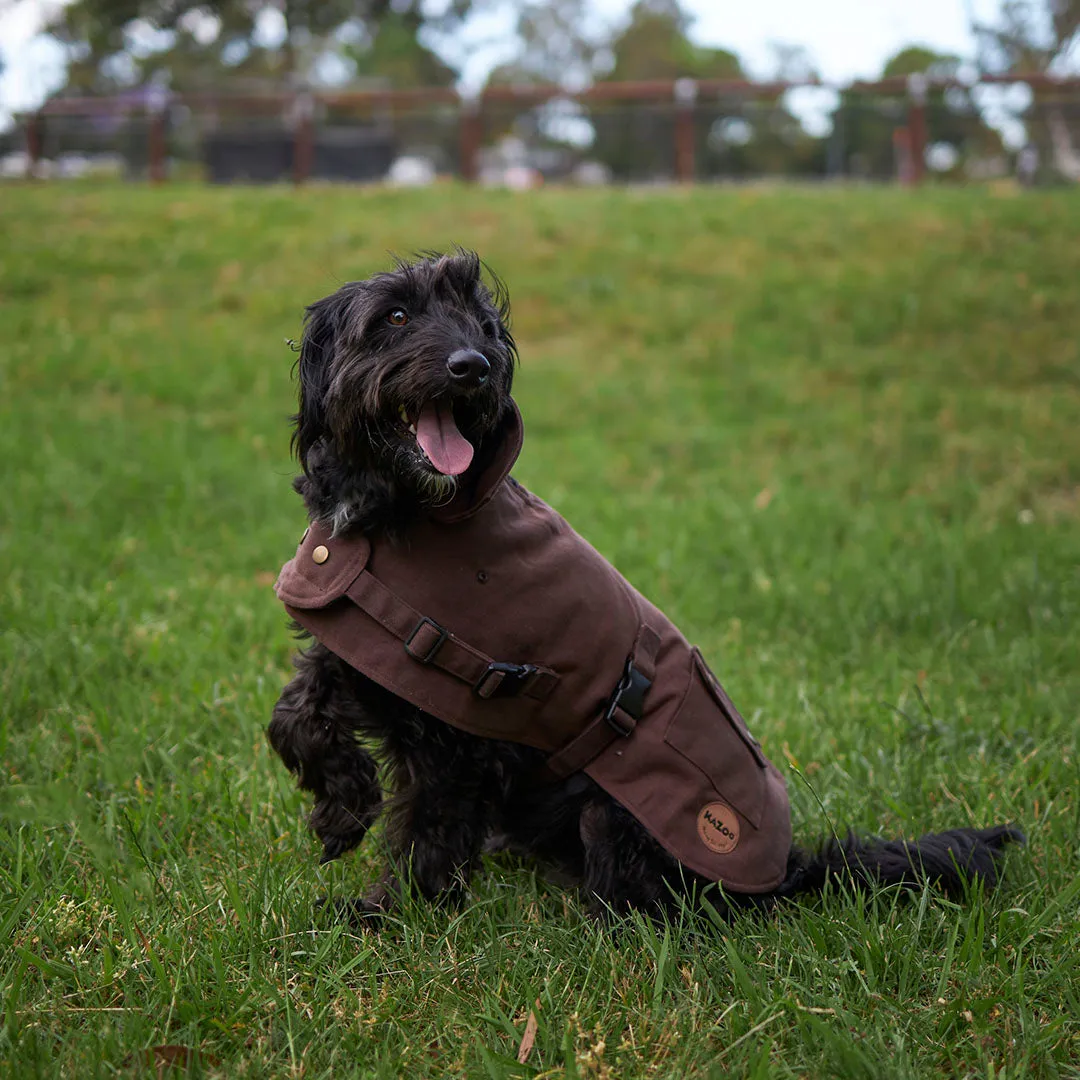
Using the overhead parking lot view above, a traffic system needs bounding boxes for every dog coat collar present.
[275,399,792,892]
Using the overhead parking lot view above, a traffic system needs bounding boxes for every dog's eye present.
[387,309,409,327]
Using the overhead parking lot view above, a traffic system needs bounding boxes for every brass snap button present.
[312,545,329,565]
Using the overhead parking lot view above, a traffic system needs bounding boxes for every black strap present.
[346,570,558,702]
[542,625,660,780]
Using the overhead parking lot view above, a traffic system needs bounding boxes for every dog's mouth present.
[396,400,475,477]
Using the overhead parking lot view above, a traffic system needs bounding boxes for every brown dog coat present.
[275,402,791,892]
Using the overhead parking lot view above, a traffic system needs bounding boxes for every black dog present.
[268,251,1021,922]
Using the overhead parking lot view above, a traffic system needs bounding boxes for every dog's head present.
[292,250,516,517]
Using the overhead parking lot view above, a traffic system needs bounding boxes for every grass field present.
[1,182,1079,1079]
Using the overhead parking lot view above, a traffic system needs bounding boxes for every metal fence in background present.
[7,74,1080,186]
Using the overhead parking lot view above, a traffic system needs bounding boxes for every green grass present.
[1,182,1079,1079]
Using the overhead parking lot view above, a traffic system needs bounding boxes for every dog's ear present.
[292,291,347,473]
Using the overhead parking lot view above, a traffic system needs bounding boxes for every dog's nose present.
[446,349,490,388]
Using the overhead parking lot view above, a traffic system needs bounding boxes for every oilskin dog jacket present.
[275,402,792,892]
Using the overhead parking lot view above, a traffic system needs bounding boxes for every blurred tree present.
[493,0,608,86]
[704,41,826,179]
[829,45,1005,179]
[767,42,817,83]
[47,0,475,93]
[882,45,961,76]
[347,11,457,88]
[602,0,742,83]
[338,9,460,173]
[969,0,1080,180]
[588,2,826,180]
[971,0,1079,72]
[479,0,611,168]
[588,0,744,179]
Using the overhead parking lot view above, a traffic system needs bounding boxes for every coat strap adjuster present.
[404,617,449,664]
[603,657,652,736]
[474,661,539,700]
[539,623,662,782]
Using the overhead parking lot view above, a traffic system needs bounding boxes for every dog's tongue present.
[416,401,474,476]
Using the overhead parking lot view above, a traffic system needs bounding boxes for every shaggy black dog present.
[268,250,1022,922]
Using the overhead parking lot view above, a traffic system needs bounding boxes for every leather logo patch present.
[697,801,740,854]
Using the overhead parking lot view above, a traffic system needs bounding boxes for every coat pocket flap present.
[690,648,768,769]
[274,522,371,610]
[662,648,766,828]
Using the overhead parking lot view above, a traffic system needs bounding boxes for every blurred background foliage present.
[21,0,1077,183]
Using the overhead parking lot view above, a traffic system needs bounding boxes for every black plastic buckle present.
[474,661,538,700]
[404,617,448,664]
[604,657,651,736]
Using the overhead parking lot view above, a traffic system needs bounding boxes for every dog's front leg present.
[348,723,499,920]
[268,641,383,863]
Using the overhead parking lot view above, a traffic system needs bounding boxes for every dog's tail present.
[773,824,1025,900]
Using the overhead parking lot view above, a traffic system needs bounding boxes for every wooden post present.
[459,94,481,183]
[907,73,928,185]
[292,91,315,185]
[674,78,697,182]
[25,112,44,178]
[893,126,914,185]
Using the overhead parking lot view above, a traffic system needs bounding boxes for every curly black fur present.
[268,251,1023,924]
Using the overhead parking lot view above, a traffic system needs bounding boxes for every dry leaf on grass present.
[517,999,541,1064]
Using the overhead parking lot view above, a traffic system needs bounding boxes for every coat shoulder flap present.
[274,521,371,610]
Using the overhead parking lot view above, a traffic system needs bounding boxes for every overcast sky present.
[0,0,1005,127]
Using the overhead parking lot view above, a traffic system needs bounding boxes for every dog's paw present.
[318,833,364,864]
[310,798,379,863]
